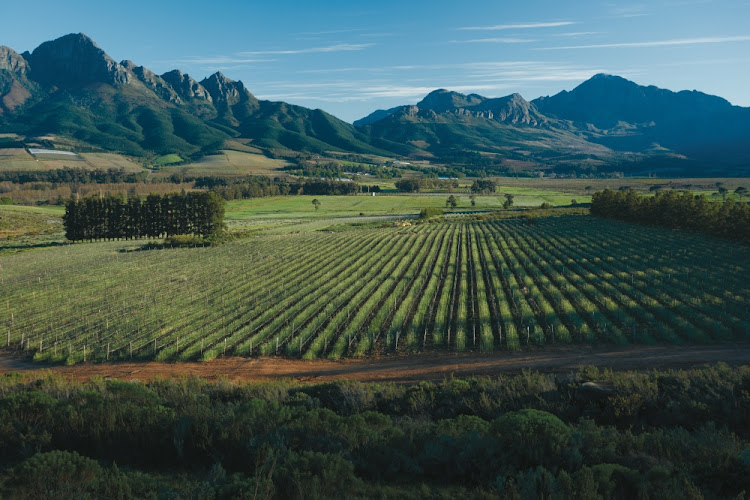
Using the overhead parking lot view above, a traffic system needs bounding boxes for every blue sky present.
[4,0,750,122]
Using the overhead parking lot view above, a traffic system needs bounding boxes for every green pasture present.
[225,191,586,221]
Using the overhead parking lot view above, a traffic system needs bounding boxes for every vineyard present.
[2,215,748,364]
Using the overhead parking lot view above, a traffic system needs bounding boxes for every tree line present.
[198,177,373,201]
[0,167,148,185]
[63,192,225,241]
[591,188,750,244]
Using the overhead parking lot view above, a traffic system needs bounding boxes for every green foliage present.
[591,188,750,244]
[9,450,104,499]
[471,179,497,194]
[395,178,422,193]
[446,194,458,208]
[63,191,225,241]
[419,207,444,219]
[0,364,748,497]
[0,196,12,205]
[503,193,515,209]
[153,154,184,166]
[492,409,574,468]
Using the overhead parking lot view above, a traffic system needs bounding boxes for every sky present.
[3,0,750,122]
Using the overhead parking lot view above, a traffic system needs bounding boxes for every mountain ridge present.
[0,33,747,175]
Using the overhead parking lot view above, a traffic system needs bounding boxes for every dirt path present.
[1,343,749,383]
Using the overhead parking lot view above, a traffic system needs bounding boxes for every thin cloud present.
[252,62,622,105]
[297,28,366,36]
[610,5,649,18]
[554,32,601,37]
[538,35,750,50]
[453,37,538,44]
[459,21,576,31]
[240,43,374,55]
[171,56,275,65]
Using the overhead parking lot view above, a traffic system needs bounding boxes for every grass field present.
[2,214,747,364]
[225,192,587,222]
[0,205,65,252]
[154,154,183,166]
[159,150,292,176]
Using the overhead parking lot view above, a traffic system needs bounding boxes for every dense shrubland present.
[0,364,747,498]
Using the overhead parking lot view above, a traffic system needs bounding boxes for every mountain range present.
[1,33,748,176]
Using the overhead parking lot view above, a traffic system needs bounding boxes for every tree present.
[471,179,496,194]
[395,178,422,193]
[470,195,476,207]
[735,186,748,202]
[718,186,728,201]
[446,195,457,208]
[503,193,514,209]
[312,198,321,211]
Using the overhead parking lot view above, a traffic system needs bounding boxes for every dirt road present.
[1,343,749,384]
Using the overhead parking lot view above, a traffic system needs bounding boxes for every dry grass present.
[160,150,291,176]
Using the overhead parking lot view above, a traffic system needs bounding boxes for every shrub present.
[419,207,444,219]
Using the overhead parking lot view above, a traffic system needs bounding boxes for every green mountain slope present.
[0,33,392,160]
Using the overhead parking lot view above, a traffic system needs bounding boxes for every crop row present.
[2,216,748,363]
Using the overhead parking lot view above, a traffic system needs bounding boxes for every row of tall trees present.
[0,167,148,184]
[63,192,225,241]
[200,177,365,201]
[591,188,750,244]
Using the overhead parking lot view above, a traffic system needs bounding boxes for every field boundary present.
[2,343,749,383]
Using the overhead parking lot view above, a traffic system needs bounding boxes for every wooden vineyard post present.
[83,344,86,363]
[224,338,227,356]
[107,343,110,361]
[526,326,530,345]
[39,339,43,353]
[154,338,157,354]
[130,341,133,359]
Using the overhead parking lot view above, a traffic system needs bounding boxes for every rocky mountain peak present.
[27,33,131,87]
[0,46,29,75]
[417,89,484,113]
[121,61,182,104]
[161,69,213,102]
[200,72,256,106]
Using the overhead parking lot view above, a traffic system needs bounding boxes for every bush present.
[419,207,444,219]
[540,202,553,209]
[163,234,209,247]
[10,450,104,498]
[0,196,12,205]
